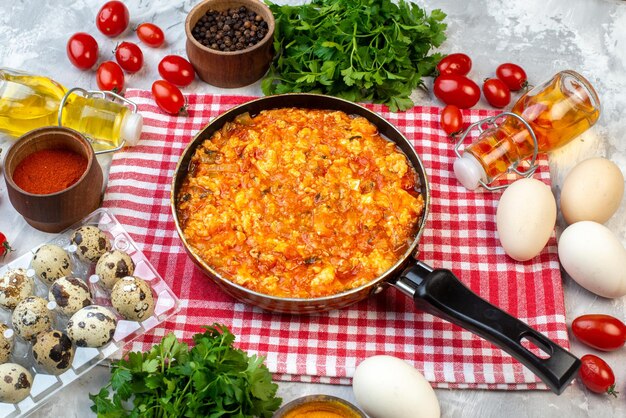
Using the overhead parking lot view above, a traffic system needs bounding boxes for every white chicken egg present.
[0,268,35,310]
[66,305,117,348]
[560,157,624,225]
[31,244,72,286]
[558,221,626,298]
[0,363,32,403]
[353,355,440,418]
[496,178,556,261]
[110,276,155,321]
[70,225,111,263]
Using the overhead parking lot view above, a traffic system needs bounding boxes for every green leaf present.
[261,76,276,95]
[89,388,127,418]
[111,369,132,391]
[144,374,163,390]
[247,355,278,401]
[387,96,415,112]
[110,368,133,400]
[295,74,318,84]
[142,358,160,373]
[160,333,178,355]
[125,351,144,372]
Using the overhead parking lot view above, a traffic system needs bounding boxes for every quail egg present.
[111,276,155,321]
[11,296,54,341]
[31,244,72,286]
[0,323,14,364]
[0,363,32,403]
[32,330,75,374]
[70,225,111,263]
[0,268,35,310]
[66,305,117,348]
[48,276,92,317]
[95,250,135,289]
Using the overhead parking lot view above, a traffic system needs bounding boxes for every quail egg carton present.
[0,208,181,418]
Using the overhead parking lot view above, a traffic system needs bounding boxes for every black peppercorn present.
[191,6,268,51]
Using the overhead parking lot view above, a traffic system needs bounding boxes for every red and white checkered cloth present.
[102,90,569,390]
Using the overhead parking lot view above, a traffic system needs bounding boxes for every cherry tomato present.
[158,55,195,87]
[0,232,13,259]
[572,314,626,351]
[136,23,165,48]
[96,61,125,93]
[579,354,618,397]
[66,32,99,70]
[496,63,528,91]
[96,1,130,38]
[482,78,511,108]
[436,53,472,76]
[433,75,480,109]
[152,80,187,116]
[115,41,144,73]
[440,105,463,136]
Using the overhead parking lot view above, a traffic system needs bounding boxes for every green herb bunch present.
[90,324,282,418]
[261,0,447,111]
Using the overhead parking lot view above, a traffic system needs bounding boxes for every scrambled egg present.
[177,108,424,298]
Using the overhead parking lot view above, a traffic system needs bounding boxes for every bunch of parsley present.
[261,0,447,111]
[90,324,282,418]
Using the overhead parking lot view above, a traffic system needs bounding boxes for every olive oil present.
[0,68,142,152]
[0,71,64,136]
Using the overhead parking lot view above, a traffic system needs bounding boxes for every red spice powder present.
[12,149,88,194]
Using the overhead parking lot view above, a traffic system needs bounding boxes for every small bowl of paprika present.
[2,126,104,233]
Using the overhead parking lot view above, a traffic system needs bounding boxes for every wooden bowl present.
[185,0,275,88]
[2,127,104,233]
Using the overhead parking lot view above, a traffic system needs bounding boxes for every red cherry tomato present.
[152,80,187,116]
[496,63,528,91]
[115,41,144,73]
[96,61,125,93]
[436,53,472,76]
[482,78,511,108]
[0,232,13,259]
[158,55,195,87]
[136,23,165,48]
[579,354,617,397]
[572,314,626,351]
[440,105,463,136]
[96,1,130,38]
[66,32,99,70]
[433,75,480,109]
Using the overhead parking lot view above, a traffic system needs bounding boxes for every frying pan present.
[170,93,580,394]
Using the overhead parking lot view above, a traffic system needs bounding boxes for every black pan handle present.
[392,261,580,395]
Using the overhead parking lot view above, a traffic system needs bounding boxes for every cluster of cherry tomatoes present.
[66,1,192,115]
[571,314,625,397]
[433,53,528,136]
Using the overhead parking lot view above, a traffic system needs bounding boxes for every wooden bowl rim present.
[184,0,275,56]
[3,126,97,197]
